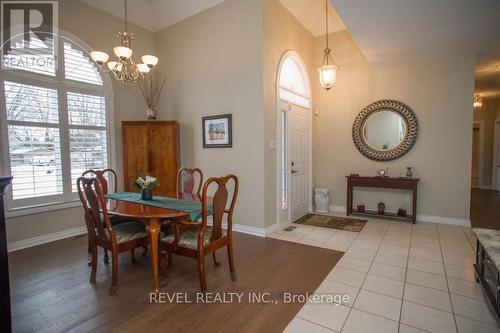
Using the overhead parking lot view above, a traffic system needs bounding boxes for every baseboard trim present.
[8,207,470,253]
[329,205,347,213]
[7,226,87,253]
[416,215,471,226]
[329,205,470,227]
[206,218,268,238]
[9,221,270,253]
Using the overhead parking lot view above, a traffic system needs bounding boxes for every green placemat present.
[106,192,211,221]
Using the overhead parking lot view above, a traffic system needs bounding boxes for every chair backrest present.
[81,168,118,194]
[200,174,239,242]
[177,168,203,197]
[77,176,115,243]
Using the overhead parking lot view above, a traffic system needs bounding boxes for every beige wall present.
[155,0,266,229]
[313,30,475,221]
[6,0,157,244]
[262,0,315,228]
[473,98,499,186]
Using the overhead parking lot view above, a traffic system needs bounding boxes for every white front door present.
[289,105,310,221]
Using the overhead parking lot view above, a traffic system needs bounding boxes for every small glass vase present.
[141,189,153,201]
[146,107,157,120]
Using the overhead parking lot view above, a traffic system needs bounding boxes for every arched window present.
[278,56,310,109]
[0,34,113,210]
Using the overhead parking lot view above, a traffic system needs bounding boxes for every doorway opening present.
[276,51,312,225]
[471,121,484,189]
[470,61,500,229]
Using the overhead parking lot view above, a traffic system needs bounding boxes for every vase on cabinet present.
[146,107,157,120]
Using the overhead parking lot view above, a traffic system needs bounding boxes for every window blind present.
[64,42,103,85]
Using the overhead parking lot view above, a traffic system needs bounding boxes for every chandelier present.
[473,93,483,110]
[318,0,338,90]
[90,0,158,83]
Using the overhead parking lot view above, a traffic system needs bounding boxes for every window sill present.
[6,200,81,218]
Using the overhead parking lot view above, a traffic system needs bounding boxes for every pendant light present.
[318,0,338,90]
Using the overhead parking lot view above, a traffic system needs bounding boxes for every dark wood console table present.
[0,176,12,332]
[346,175,419,224]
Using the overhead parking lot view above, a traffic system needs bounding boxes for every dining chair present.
[159,174,239,291]
[77,176,149,295]
[82,168,145,264]
[176,167,203,199]
[162,167,204,265]
[82,168,118,193]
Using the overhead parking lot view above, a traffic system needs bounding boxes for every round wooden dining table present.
[106,193,201,294]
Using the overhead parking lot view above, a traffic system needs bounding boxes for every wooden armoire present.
[122,121,179,197]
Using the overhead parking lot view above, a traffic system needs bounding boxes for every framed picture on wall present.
[202,114,232,148]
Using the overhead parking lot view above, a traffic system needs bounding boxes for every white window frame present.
[0,34,115,217]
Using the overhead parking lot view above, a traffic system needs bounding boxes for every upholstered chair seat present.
[105,222,147,244]
[161,226,224,250]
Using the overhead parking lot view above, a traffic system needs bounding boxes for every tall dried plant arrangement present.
[137,71,166,120]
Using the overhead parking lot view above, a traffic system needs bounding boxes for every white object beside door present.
[289,104,310,221]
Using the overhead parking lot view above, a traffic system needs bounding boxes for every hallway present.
[470,188,500,230]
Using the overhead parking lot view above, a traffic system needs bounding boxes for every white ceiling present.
[80,0,227,32]
[278,0,346,36]
[81,0,345,36]
[331,0,500,65]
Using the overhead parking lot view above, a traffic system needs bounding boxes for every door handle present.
[291,170,298,174]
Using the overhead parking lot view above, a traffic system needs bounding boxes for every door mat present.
[293,214,367,232]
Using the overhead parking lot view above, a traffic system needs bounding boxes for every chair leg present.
[227,241,236,281]
[131,249,138,264]
[89,244,97,283]
[103,249,109,264]
[212,251,221,266]
[197,252,207,291]
[160,252,169,279]
[87,237,92,266]
[109,251,118,295]
[168,252,173,267]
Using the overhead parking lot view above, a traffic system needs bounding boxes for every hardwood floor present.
[470,188,500,230]
[9,232,342,333]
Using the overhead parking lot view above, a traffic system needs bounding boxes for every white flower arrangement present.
[133,176,160,190]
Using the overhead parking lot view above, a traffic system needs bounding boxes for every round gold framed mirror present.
[353,100,418,161]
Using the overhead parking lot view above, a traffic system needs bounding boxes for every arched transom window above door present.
[278,55,310,109]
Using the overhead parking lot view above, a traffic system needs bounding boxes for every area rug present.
[293,213,367,232]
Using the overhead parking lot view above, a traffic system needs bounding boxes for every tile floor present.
[268,215,500,333]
